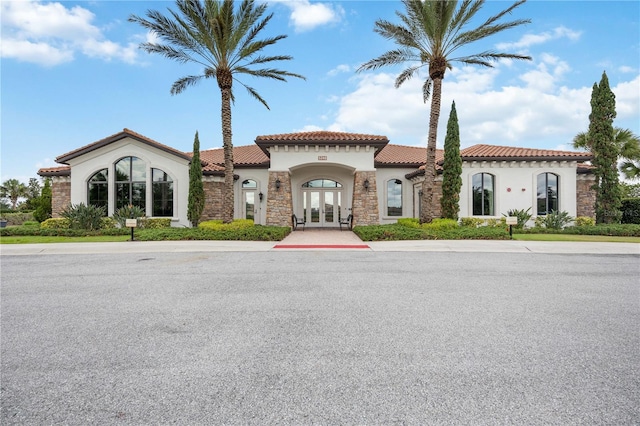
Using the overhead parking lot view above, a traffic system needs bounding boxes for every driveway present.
[2,250,639,424]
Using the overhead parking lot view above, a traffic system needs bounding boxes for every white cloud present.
[277,0,344,32]
[619,65,635,74]
[496,26,582,50]
[613,74,640,118]
[0,1,139,66]
[313,58,634,150]
[327,64,351,77]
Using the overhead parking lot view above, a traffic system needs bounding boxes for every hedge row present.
[353,223,511,241]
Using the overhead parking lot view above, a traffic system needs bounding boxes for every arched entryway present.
[300,178,345,227]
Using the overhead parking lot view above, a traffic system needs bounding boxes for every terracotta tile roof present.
[55,128,192,164]
[255,131,389,156]
[37,166,70,177]
[198,145,269,170]
[460,144,592,161]
[375,144,442,167]
[256,130,389,143]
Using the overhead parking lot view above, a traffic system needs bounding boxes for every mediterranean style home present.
[38,128,596,228]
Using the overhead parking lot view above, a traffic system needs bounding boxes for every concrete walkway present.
[1,230,638,255]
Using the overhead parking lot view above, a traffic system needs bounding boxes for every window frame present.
[472,173,495,216]
[386,178,403,217]
[536,172,559,215]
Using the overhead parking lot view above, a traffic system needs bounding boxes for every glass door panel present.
[244,191,255,220]
[310,191,320,223]
[325,192,334,223]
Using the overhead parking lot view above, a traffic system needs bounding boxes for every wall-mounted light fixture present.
[521,188,526,192]
[363,179,370,191]
[275,179,281,190]
[418,190,423,197]
[259,192,263,202]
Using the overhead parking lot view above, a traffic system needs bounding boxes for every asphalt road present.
[2,250,639,425]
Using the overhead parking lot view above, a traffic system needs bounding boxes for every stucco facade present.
[39,129,595,228]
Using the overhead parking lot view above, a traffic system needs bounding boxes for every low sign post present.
[125,218,137,241]
[506,216,518,238]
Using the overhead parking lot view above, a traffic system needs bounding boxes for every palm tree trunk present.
[220,87,234,223]
[420,76,443,223]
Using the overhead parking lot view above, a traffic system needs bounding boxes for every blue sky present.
[1,0,639,184]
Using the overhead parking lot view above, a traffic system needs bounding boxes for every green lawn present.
[513,234,640,243]
[0,235,131,244]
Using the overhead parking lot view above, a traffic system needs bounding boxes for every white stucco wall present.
[459,160,579,225]
[268,145,377,171]
[233,169,270,225]
[66,137,191,227]
[374,168,419,224]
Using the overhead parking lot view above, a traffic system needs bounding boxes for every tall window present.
[87,169,108,211]
[472,173,494,216]
[152,168,173,217]
[387,179,402,216]
[537,173,558,215]
[115,156,146,210]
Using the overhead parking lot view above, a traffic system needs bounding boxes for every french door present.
[302,189,343,227]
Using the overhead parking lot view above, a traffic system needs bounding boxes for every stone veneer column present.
[201,176,225,222]
[51,176,71,218]
[351,171,379,226]
[576,174,596,219]
[266,171,292,227]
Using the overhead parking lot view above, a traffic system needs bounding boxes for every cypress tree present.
[188,131,205,227]
[441,101,462,220]
[589,71,621,223]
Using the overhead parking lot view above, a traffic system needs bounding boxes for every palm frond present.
[394,65,423,88]
[357,48,419,72]
[170,74,206,95]
[422,78,432,103]
[236,81,270,109]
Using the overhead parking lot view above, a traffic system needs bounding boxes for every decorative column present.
[51,176,71,218]
[351,171,379,226]
[266,171,293,227]
[576,174,596,219]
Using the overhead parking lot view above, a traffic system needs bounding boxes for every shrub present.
[113,205,146,227]
[199,219,254,231]
[422,218,458,231]
[23,221,40,227]
[397,218,420,228]
[139,218,172,229]
[61,203,105,231]
[535,210,574,230]
[459,217,484,228]
[485,217,506,228]
[0,212,35,226]
[575,216,596,227]
[621,198,640,224]
[503,207,532,229]
[100,217,118,229]
[41,218,70,229]
[353,223,510,241]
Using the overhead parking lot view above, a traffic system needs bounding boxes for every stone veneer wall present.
[576,174,596,219]
[51,176,71,218]
[201,177,225,222]
[351,171,379,226]
[266,171,292,227]
[432,176,444,219]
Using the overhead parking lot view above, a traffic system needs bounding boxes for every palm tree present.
[0,179,27,210]
[129,0,304,223]
[573,127,640,181]
[358,0,531,223]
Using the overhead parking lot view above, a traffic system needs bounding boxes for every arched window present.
[302,179,342,188]
[537,173,559,215]
[472,173,494,216]
[242,179,257,188]
[115,156,146,210]
[387,179,402,216]
[152,169,173,217]
[87,169,108,211]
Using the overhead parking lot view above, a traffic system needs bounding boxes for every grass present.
[0,235,131,244]
[512,234,640,243]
